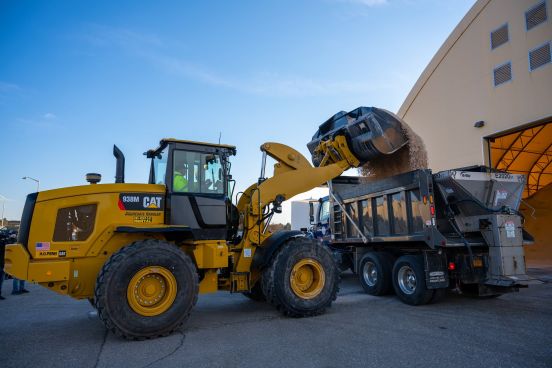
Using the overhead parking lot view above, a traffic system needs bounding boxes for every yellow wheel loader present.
[4,106,408,339]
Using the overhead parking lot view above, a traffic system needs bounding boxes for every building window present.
[529,42,552,71]
[493,62,512,86]
[526,1,548,31]
[490,23,509,50]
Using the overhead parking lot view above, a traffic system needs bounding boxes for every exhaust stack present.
[113,145,125,183]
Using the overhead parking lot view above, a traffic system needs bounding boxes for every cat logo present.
[143,196,162,209]
[119,193,164,211]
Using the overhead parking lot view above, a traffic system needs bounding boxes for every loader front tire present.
[94,239,198,340]
[261,237,339,317]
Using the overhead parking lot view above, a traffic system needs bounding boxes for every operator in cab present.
[173,159,189,192]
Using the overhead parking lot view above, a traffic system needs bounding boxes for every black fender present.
[114,226,194,241]
[251,230,305,271]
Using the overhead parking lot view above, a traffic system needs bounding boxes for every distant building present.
[1,219,20,231]
[291,200,318,231]
[398,0,552,262]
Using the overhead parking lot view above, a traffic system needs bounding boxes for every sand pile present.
[359,120,428,181]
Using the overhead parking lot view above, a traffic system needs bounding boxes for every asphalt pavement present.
[1,267,551,368]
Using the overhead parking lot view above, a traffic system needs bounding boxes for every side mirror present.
[205,154,216,165]
[309,202,315,224]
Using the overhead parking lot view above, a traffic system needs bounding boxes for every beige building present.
[398,0,552,263]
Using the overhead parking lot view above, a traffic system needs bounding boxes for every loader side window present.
[53,204,97,242]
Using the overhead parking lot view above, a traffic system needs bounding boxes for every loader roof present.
[146,138,237,158]
[161,138,236,150]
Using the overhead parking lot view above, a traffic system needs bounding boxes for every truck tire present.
[392,255,433,306]
[94,239,198,340]
[358,252,393,296]
[261,237,339,317]
[242,282,266,302]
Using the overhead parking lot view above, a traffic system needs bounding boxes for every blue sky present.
[0,0,475,221]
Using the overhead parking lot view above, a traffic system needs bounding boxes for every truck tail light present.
[430,206,435,216]
[448,262,456,271]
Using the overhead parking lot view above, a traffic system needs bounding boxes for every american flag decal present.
[36,242,50,251]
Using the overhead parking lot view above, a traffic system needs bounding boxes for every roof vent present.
[529,42,551,71]
[526,1,548,31]
[490,24,509,50]
[493,62,512,86]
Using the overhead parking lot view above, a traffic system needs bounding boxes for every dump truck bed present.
[330,167,531,249]
[330,169,447,248]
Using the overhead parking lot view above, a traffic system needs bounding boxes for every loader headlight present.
[273,195,285,214]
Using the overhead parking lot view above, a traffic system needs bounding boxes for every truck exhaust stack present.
[307,106,409,167]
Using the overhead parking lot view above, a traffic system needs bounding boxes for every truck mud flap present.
[424,251,448,289]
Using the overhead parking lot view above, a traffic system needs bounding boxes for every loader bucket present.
[307,106,409,167]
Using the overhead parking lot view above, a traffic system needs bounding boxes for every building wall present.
[398,0,552,171]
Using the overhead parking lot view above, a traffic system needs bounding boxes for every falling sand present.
[359,120,428,181]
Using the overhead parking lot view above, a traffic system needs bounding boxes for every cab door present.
[168,148,228,240]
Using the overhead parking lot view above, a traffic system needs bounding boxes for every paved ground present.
[1,268,551,368]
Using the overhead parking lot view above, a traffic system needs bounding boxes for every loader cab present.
[147,139,237,240]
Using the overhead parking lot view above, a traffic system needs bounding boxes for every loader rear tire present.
[94,239,198,340]
[261,237,339,317]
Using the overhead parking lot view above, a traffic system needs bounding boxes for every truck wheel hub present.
[290,259,325,300]
[398,265,417,295]
[127,266,178,316]
[363,261,378,287]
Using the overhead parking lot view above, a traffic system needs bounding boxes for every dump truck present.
[307,167,533,305]
[4,106,408,339]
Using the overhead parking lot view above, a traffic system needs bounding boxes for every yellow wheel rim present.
[290,258,326,299]
[127,266,177,317]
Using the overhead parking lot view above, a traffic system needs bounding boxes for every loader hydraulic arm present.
[233,136,362,272]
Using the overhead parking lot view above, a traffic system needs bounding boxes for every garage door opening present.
[487,120,552,198]
[486,119,552,265]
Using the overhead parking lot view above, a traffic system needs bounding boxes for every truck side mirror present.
[309,202,315,224]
